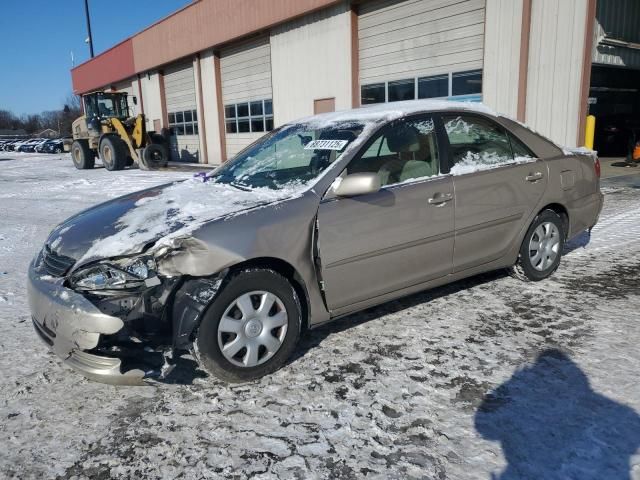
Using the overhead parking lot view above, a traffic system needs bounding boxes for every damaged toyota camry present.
[28,99,603,384]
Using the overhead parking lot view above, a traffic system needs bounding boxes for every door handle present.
[526,172,543,182]
[428,193,453,205]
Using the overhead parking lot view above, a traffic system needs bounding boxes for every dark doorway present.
[589,65,640,157]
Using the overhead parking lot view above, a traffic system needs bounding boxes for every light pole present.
[84,0,95,58]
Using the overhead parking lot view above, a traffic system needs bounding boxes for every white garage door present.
[221,37,274,159]
[164,62,200,162]
[359,0,486,104]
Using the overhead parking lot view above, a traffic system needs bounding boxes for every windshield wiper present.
[229,181,252,192]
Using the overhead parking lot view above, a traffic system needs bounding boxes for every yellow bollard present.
[585,115,596,150]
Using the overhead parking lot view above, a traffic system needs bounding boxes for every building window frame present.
[168,109,198,136]
[224,99,274,134]
[360,69,483,105]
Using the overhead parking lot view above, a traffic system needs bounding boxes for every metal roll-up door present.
[358,0,486,103]
[592,0,640,69]
[221,37,274,159]
[164,62,200,162]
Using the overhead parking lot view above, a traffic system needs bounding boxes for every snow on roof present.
[296,99,498,128]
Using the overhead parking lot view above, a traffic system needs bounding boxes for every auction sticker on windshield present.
[304,140,349,150]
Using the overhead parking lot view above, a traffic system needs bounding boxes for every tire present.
[510,209,565,282]
[100,136,127,171]
[71,140,95,170]
[195,269,302,383]
[54,147,62,154]
[140,143,169,170]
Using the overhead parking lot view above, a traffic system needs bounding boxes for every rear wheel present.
[511,209,565,281]
[140,143,169,170]
[195,269,302,383]
[100,136,127,171]
[71,140,94,170]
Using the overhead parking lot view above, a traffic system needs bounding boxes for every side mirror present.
[132,96,138,105]
[333,172,381,197]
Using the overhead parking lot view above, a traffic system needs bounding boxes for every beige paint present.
[220,37,273,159]
[199,50,223,165]
[139,71,164,132]
[525,0,589,148]
[271,2,352,125]
[358,0,486,85]
[482,0,524,118]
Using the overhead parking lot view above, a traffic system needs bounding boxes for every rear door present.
[440,113,548,272]
[317,115,455,312]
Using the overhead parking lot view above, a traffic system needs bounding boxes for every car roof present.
[295,99,498,128]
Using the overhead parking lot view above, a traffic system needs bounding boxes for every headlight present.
[70,256,158,291]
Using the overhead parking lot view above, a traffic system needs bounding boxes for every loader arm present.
[109,117,140,162]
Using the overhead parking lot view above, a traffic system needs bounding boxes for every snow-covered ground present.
[1,153,639,479]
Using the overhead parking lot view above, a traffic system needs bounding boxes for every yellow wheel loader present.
[70,91,169,171]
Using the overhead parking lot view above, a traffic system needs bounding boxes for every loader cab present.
[83,92,130,120]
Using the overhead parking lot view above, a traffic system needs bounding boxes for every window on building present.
[388,79,415,102]
[442,114,514,170]
[361,83,385,105]
[452,70,483,96]
[418,74,449,99]
[361,70,483,105]
[169,109,198,136]
[224,99,274,134]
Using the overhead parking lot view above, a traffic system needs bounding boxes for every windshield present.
[212,121,365,190]
[84,93,129,119]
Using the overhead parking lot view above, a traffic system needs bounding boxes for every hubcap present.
[217,291,288,367]
[103,145,112,164]
[529,222,560,271]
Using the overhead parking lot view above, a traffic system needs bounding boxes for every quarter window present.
[169,109,198,137]
[224,99,274,134]
[442,115,515,174]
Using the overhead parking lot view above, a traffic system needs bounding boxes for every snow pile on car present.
[79,178,304,264]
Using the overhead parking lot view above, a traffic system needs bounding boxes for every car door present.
[440,113,548,272]
[316,115,455,313]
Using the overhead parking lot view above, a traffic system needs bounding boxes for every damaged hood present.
[46,178,304,266]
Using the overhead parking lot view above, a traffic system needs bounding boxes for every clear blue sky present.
[0,0,191,116]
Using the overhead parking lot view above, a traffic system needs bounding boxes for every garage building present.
[71,0,638,164]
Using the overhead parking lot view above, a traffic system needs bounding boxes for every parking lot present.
[1,152,639,479]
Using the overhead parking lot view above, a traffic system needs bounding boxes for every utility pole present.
[84,0,95,58]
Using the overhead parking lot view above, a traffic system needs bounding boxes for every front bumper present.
[27,260,150,385]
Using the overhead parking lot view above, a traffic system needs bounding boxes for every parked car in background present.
[43,139,64,154]
[35,139,53,153]
[28,100,603,385]
[18,139,45,153]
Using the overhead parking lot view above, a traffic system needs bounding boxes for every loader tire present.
[100,136,127,171]
[141,144,169,170]
[71,140,95,170]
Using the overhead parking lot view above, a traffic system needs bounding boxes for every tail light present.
[594,156,601,178]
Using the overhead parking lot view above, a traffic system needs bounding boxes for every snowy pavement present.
[1,153,639,479]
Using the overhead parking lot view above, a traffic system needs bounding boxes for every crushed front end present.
[27,244,221,385]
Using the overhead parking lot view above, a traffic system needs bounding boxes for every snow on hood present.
[77,177,305,265]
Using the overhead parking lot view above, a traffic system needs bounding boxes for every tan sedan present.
[28,100,603,384]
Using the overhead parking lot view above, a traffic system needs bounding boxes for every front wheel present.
[100,136,127,171]
[71,140,95,170]
[195,269,302,383]
[511,209,565,281]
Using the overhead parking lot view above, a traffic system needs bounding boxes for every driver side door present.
[316,115,455,315]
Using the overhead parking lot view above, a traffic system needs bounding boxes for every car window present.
[509,133,536,159]
[347,116,440,187]
[442,115,515,173]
